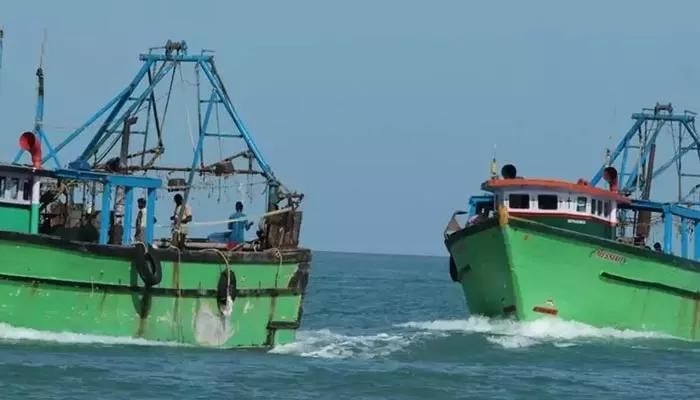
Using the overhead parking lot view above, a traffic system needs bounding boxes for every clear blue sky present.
[1,0,700,256]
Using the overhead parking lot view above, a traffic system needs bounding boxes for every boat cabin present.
[0,162,161,246]
[478,164,629,240]
[0,167,43,234]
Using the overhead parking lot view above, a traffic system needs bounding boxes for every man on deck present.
[228,201,254,246]
[171,193,192,248]
[134,197,156,243]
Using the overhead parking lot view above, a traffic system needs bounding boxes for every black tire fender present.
[217,269,237,309]
[134,244,163,287]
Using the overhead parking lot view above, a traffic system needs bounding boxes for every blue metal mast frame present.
[41,40,274,177]
[590,103,700,259]
[24,40,303,212]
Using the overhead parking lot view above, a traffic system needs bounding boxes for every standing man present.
[228,201,253,246]
[134,197,156,243]
[171,193,193,248]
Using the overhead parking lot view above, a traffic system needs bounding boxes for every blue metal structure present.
[589,103,700,259]
[12,40,303,219]
[590,103,700,202]
[53,169,161,245]
[457,103,700,260]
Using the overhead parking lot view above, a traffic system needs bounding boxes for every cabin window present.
[0,177,5,198]
[537,194,558,210]
[9,178,19,200]
[576,196,587,213]
[597,200,603,216]
[509,194,530,209]
[591,198,597,214]
[22,180,31,201]
[603,201,611,218]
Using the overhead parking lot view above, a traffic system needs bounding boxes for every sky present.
[2,0,700,256]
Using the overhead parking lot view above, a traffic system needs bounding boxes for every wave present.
[271,316,679,358]
[397,315,676,349]
[0,316,679,355]
[269,328,430,359]
[0,323,183,347]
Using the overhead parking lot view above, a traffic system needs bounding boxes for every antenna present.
[39,28,46,68]
[490,144,498,178]
[0,25,4,94]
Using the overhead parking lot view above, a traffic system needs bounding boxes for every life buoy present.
[133,244,163,287]
[216,269,237,310]
[449,256,460,282]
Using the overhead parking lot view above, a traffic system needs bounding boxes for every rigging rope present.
[151,206,292,229]
[178,64,196,152]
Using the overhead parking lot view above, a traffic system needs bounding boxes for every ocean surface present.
[0,251,698,399]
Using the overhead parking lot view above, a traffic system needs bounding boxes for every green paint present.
[0,206,31,234]
[446,217,700,340]
[0,239,310,348]
[514,215,614,240]
[29,203,39,234]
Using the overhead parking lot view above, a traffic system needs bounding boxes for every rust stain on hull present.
[98,291,108,314]
[172,260,182,339]
[691,299,699,340]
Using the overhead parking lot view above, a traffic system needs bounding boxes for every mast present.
[29,39,305,242]
[590,103,700,243]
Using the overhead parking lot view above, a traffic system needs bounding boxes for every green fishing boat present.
[0,36,310,348]
[444,103,700,340]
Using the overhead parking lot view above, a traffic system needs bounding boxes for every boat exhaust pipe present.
[603,166,618,193]
[19,131,42,169]
[501,164,517,179]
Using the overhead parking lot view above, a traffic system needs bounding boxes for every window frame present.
[537,194,558,210]
[508,193,530,209]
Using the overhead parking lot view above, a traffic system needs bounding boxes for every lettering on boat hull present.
[593,248,626,264]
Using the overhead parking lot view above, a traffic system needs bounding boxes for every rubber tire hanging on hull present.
[449,256,460,282]
[217,269,238,308]
[134,244,163,287]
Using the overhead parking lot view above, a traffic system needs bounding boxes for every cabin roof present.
[481,178,631,203]
[0,163,162,189]
[0,163,56,177]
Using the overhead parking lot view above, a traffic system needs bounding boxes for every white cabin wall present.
[492,187,619,225]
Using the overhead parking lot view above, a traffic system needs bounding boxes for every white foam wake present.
[270,316,681,359]
[269,328,429,359]
[0,323,183,347]
[398,315,676,349]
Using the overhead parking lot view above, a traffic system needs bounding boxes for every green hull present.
[0,231,310,348]
[446,216,700,340]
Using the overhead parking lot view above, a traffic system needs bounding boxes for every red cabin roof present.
[481,178,631,203]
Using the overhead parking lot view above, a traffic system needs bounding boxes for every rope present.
[153,206,292,229]
[178,64,196,152]
[272,247,283,287]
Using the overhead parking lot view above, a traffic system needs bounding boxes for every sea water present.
[0,251,696,399]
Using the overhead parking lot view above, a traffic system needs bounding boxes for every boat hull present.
[445,216,700,340]
[0,230,310,348]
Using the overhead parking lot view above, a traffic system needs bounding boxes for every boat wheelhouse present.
[466,164,629,241]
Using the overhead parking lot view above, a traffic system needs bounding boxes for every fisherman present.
[653,242,662,252]
[228,201,254,245]
[134,197,156,243]
[171,193,192,248]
